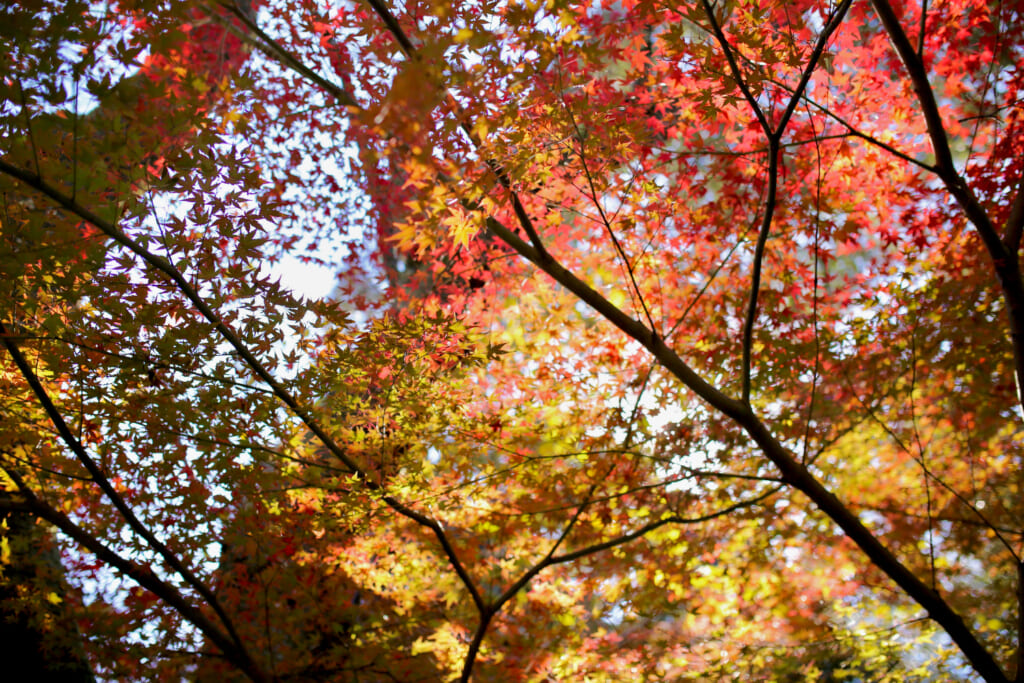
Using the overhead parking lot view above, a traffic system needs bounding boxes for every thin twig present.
[566,99,658,333]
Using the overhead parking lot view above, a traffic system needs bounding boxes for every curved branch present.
[698,0,770,134]
[740,139,779,404]
[0,487,271,683]
[460,481,780,682]
[547,487,779,566]
[0,158,488,620]
[871,0,1024,425]
[1,322,254,665]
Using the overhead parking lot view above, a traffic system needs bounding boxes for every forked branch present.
[0,156,488,636]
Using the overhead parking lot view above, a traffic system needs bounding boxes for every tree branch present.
[871,0,1024,427]
[740,139,779,404]
[457,467,606,681]
[484,215,747,419]
[214,0,358,108]
[0,489,271,683]
[361,0,554,261]
[483,206,1010,681]
[548,487,779,566]
[1003,175,1024,254]
[740,0,850,404]
[0,157,488,624]
[868,0,1007,258]
[1,322,253,663]
[699,0,770,134]
[869,0,957,176]
[775,0,853,136]
[567,101,658,333]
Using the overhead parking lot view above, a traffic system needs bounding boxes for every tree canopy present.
[2,0,1023,680]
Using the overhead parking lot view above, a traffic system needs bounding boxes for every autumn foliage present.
[2,0,1024,680]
